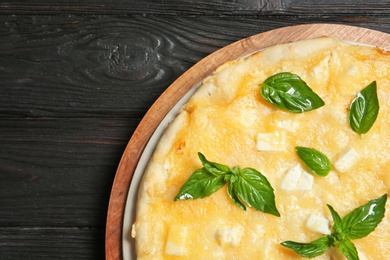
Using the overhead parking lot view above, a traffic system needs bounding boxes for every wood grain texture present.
[1,16,194,118]
[0,118,136,226]
[263,0,390,15]
[107,24,390,259]
[0,0,262,15]
[0,227,105,259]
[0,117,135,258]
[1,0,390,15]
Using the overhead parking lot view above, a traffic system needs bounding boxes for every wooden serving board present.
[105,23,390,259]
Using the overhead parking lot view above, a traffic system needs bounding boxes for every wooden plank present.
[3,15,390,118]
[0,118,137,226]
[1,0,388,15]
[0,227,104,259]
[0,15,214,118]
[0,0,262,15]
[262,0,390,15]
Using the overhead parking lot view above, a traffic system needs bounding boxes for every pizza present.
[131,37,390,259]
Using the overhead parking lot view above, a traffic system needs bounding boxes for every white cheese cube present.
[276,119,300,132]
[296,171,314,191]
[334,147,359,173]
[281,164,314,191]
[215,226,243,247]
[280,164,303,191]
[165,224,188,256]
[306,214,331,234]
[256,132,286,152]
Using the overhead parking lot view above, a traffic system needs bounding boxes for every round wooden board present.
[105,23,390,259]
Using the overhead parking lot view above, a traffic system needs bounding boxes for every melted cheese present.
[133,37,390,259]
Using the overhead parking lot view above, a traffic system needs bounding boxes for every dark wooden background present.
[1,1,390,259]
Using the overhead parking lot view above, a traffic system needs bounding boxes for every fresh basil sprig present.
[174,152,280,217]
[281,194,387,259]
[260,72,325,113]
[348,81,379,134]
[295,146,331,176]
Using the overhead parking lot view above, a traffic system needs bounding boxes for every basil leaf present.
[260,72,325,113]
[284,195,387,259]
[175,153,280,216]
[198,152,230,176]
[227,181,246,210]
[233,168,280,216]
[327,204,343,235]
[295,146,331,176]
[281,235,334,258]
[348,81,379,134]
[341,193,387,240]
[174,168,226,201]
[338,239,359,260]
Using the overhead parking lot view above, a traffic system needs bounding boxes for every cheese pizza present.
[131,37,390,259]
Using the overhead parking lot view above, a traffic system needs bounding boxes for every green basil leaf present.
[174,168,226,201]
[233,167,280,216]
[175,153,280,216]
[341,193,387,240]
[198,152,230,176]
[337,239,359,260]
[327,204,343,236]
[281,235,334,258]
[295,146,331,176]
[348,81,379,134]
[227,181,246,210]
[284,195,387,259]
[260,72,325,113]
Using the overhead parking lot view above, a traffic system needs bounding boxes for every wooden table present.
[1,1,390,259]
